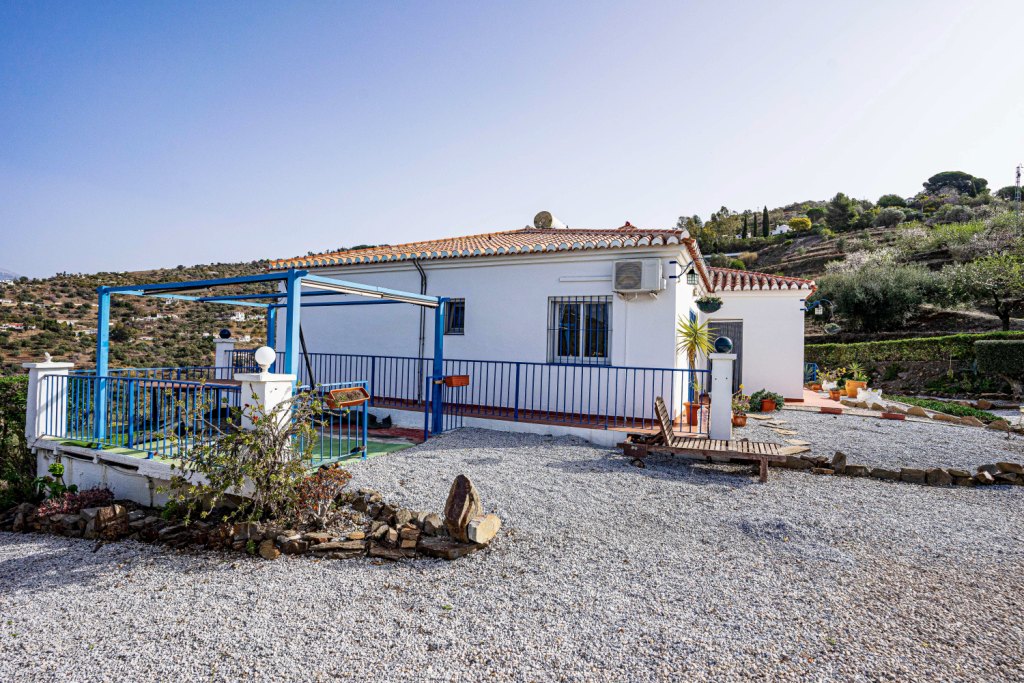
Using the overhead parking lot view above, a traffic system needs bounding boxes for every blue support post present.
[95,288,110,439]
[430,298,447,435]
[283,270,302,380]
[361,381,369,459]
[265,306,278,372]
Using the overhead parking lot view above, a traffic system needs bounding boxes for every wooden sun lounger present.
[618,397,784,483]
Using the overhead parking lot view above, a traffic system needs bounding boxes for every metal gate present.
[708,320,743,392]
[423,375,468,438]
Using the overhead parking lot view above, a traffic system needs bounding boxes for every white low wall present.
[34,441,177,508]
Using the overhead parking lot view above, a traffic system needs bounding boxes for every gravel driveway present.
[744,408,1024,470]
[2,426,1023,682]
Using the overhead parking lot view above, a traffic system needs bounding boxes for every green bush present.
[890,395,997,422]
[975,340,1024,398]
[0,375,33,509]
[814,264,945,332]
[807,331,1024,367]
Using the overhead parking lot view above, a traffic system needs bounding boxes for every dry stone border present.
[837,396,1017,432]
[777,450,1024,488]
[0,474,501,562]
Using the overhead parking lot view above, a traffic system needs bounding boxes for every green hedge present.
[806,331,1024,367]
[976,340,1024,376]
[0,374,32,509]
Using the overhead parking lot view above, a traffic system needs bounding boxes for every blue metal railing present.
[40,373,241,459]
[297,381,369,464]
[228,349,711,434]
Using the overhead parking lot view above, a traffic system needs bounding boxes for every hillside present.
[0,262,269,375]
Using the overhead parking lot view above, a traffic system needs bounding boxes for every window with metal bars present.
[444,298,465,335]
[547,296,611,365]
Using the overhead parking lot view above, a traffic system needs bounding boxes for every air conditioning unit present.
[613,258,664,294]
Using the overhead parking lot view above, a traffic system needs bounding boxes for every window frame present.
[547,296,612,366]
[443,298,465,336]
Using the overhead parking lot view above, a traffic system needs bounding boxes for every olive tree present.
[976,340,1024,399]
[946,253,1024,331]
[815,263,944,332]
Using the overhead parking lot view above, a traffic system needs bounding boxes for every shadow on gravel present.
[0,533,221,596]
[543,450,762,489]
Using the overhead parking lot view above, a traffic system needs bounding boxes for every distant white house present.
[770,224,792,236]
[230,312,247,323]
[270,217,815,401]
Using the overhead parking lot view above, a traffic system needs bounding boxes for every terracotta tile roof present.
[270,224,813,294]
[708,267,816,292]
[270,225,688,268]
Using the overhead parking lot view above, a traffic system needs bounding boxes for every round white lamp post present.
[253,345,276,374]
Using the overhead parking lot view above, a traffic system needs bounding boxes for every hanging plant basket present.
[696,296,723,314]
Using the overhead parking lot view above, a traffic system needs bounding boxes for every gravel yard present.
[2,424,1023,682]
[744,407,1024,471]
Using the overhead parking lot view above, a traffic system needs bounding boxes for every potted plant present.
[676,316,714,425]
[821,367,845,401]
[731,387,749,427]
[845,362,868,398]
[749,389,784,413]
[695,296,723,314]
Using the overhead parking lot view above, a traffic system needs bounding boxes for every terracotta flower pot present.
[809,383,822,392]
[685,402,700,426]
[732,414,747,427]
[760,399,777,413]
[828,389,842,401]
[845,380,867,398]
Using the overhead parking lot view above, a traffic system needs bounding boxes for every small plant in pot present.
[695,296,723,314]
[749,389,784,413]
[820,367,846,401]
[731,386,749,427]
[844,362,869,398]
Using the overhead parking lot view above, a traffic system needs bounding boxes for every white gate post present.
[22,358,75,444]
[709,353,736,440]
[214,337,236,379]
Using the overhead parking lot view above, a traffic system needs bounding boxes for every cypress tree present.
[762,206,770,237]
[742,215,748,239]
[752,212,758,237]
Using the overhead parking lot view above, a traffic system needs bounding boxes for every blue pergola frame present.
[94,268,447,437]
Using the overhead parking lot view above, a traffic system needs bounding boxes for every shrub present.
[890,396,997,422]
[736,251,759,267]
[788,217,812,231]
[0,375,32,509]
[806,331,1024,367]
[815,263,943,332]
[930,204,973,225]
[874,207,906,228]
[749,389,784,412]
[976,340,1024,398]
[35,487,114,518]
[877,194,907,208]
[295,465,353,528]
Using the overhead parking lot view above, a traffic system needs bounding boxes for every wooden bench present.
[619,397,785,483]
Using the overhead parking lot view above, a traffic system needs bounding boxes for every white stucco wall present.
[705,290,807,399]
[282,248,690,368]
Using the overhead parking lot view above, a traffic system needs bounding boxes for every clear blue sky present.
[1,0,1020,278]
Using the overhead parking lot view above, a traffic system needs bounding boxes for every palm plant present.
[675,316,714,370]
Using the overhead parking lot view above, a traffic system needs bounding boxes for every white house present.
[269,217,814,409]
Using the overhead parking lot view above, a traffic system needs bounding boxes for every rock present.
[258,540,280,560]
[232,522,261,542]
[870,468,900,481]
[347,531,366,540]
[906,406,929,418]
[12,512,26,532]
[351,496,368,513]
[830,451,847,475]
[312,540,366,554]
[900,468,927,485]
[414,511,430,527]
[378,503,397,522]
[947,468,971,479]
[281,539,308,555]
[368,543,411,561]
[127,510,146,523]
[302,532,331,545]
[996,462,1024,475]
[385,527,399,546]
[870,402,886,412]
[977,464,1000,475]
[417,535,481,561]
[995,473,1019,485]
[844,465,869,477]
[975,471,996,485]
[467,514,501,545]
[422,512,444,536]
[158,523,187,539]
[926,468,953,487]
[394,508,413,527]
[960,416,985,427]
[931,412,960,424]
[885,404,907,414]
[444,474,482,542]
[370,524,389,540]
[975,398,994,410]
[811,467,834,475]
[952,476,976,487]
[987,419,1011,432]
[399,525,420,549]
